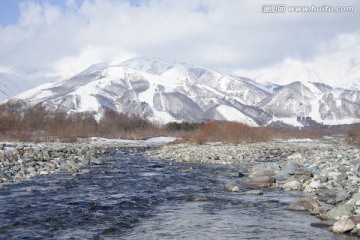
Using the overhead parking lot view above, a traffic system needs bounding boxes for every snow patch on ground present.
[286,138,314,142]
[90,136,177,144]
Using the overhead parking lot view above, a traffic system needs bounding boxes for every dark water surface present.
[0,147,349,239]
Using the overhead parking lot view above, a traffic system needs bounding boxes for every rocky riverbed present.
[143,136,360,237]
[1,136,360,238]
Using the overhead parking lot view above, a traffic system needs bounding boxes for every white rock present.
[287,153,302,160]
[282,180,302,191]
[332,219,355,233]
[225,183,239,192]
[319,167,334,177]
[327,171,342,180]
[309,180,321,189]
[303,185,314,193]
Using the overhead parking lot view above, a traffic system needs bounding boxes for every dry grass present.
[348,123,360,142]
[270,127,327,140]
[183,121,271,144]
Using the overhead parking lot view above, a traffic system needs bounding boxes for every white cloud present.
[0,0,359,83]
[235,32,360,88]
[51,46,136,79]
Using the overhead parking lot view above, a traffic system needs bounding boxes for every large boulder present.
[332,219,355,233]
[282,180,302,191]
[249,162,280,179]
[326,204,355,220]
[225,183,240,192]
[244,176,276,189]
[286,197,319,211]
[277,162,300,176]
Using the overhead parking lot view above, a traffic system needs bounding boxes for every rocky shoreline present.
[0,141,117,183]
[143,136,360,237]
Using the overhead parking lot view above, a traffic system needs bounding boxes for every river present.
[0,147,351,239]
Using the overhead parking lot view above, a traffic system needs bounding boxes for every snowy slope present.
[3,57,360,126]
[259,81,360,125]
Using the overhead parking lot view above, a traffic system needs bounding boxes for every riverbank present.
[0,142,110,183]
[142,136,360,237]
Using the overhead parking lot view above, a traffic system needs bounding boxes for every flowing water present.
[0,147,351,239]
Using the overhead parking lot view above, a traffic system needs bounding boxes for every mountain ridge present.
[2,57,360,126]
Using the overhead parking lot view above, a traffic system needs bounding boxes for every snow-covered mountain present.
[2,57,360,126]
[259,81,360,126]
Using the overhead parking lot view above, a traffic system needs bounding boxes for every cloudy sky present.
[0,0,359,84]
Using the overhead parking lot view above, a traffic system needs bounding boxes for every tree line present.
[0,101,154,141]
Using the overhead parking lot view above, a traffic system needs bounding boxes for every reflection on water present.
[0,147,345,239]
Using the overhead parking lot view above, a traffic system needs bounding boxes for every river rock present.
[27,166,37,175]
[335,190,350,203]
[81,159,90,165]
[286,197,319,211]
[0,170,10,182]
[332,219,356,233]
[244,176,276,189]
[225,183,240,192]
[91,158,102,165]
[59,163,72,171]
[245,190,264,195]
[15,144,24,151]
[282,180,302,191]
[336,173,348,181]
[327,171,342,180]
[319,175,328,183]
[346,192,360,205]
[327,204,355,220]
[308,180,321,189]
[277,162,299,176]
[249,162,280,178]
[287,153,303,160]
[350,216,360,224]
[294,168,313,178]
[81,169,91,174]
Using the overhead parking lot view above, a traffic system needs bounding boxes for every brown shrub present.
[270,127,326,140]
[189,121,270,144]
[348,123,360,142]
